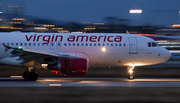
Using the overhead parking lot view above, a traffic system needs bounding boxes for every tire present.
[23,70,30,80]
[28,72,38,81]
[128,75,134,80]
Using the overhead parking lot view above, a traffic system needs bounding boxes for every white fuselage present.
[0,32,171,67]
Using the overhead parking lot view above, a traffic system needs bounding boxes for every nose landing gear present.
[127,64,134,80]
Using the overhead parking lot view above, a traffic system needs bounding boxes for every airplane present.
[0,31,171,81]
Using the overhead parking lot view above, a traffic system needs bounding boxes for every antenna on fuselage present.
[126,30,129,34]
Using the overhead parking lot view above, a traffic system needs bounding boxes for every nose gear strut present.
[127,64,135,80]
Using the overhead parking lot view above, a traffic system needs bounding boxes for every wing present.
[3,43,78,64]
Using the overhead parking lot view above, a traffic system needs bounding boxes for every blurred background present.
[0,1,180,103]
[0,0,179,77]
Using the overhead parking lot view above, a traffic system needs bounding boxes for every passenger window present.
[38,43,40,46]
[81,43,83,46]
[64,43,66,46]
[58,43,60,46]
[77,43,79,46]
[119,43,121,46]
[42,43,44,46]
[102,43,105,47]
[16,43,18,46]
[33,43,36,46]
[107,43,109,46]
[85,43,88,46]
[29,43,31,46]
[148,42,151,47]
[98,43,100,46]
[111,43,113,46]
[46,43,49,46]
[69,43,71,46]
[115,43,117,46]
[73,43,75,46]
[124,44,126,46]
[94,43,96,46]
[20,43,23,46]
[90,43,92,46]
[7,43,9,46]
[11,43,14,46]
[25,43,27,46]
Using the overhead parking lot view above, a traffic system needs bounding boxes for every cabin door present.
[129,37,138,54]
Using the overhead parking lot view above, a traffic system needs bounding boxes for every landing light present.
[129,70,133,74]
[42,64,48,66]
[102,47,106,52]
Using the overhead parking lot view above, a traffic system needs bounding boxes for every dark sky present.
[1,0,180,25]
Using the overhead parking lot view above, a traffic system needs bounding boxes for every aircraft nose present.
[162,49,171,61]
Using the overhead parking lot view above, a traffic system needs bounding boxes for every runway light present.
[49,84,61,86]
[10,76,22,78]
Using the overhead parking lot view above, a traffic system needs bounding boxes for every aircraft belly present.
[101,53,116,66]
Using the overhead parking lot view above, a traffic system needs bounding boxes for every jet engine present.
[47,58,89,76]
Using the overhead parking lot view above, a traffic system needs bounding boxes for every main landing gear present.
[23,67,38,81]
[127,64,135,80]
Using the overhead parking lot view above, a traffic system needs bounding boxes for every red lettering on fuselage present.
[89,36,97,42]
[76,35,88,42]
[33,34,36,41]
[25,34,122,43]
[67,35,122,42]
[25,34,63,44]
[67,35,75,42]
[55,35,63,42]
[98,36,103,42]
[37,35,43,41]
[25,35,33,41]
[107,36,113,42]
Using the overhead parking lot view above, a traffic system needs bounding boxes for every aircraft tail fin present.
[126,30,129,34]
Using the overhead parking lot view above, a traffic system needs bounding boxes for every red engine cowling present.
[47,58,89,76]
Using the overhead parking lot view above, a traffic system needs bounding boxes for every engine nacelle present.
[47,58,88,76]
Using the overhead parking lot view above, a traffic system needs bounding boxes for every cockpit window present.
[155,42,159,46]
[148,42,159,47]
[148,42,151,47]
[152,42,156,47]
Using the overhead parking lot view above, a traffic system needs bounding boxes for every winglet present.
[126,30,129,34]
[2,43,12,52]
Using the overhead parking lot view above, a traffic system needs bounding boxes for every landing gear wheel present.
[28,72,38,81]
[23,70,30,80]
[128,75,134,80]
[127,64,135,80]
